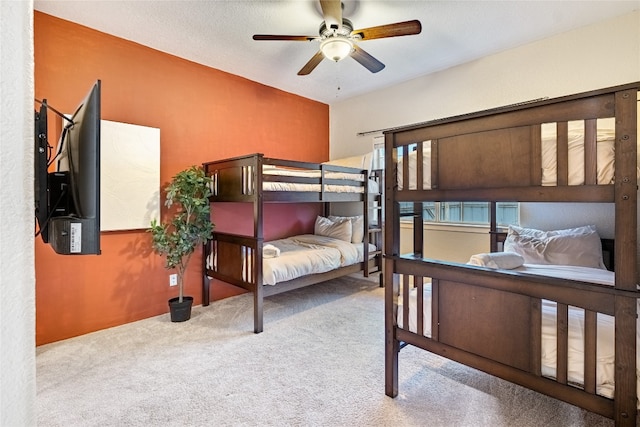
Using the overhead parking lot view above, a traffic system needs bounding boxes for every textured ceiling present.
[34,1,639,105]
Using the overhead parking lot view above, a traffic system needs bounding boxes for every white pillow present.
[314,216,353,242]
[362,151,374,172]
[324,156,368,169]
[467,252,525,270]
[329,215,364,243]
[504,225,606,269]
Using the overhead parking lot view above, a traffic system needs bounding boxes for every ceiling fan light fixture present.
[320,37,353,62]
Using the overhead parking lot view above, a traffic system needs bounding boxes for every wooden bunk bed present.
[202,153,383,333]
[383,83,639,425]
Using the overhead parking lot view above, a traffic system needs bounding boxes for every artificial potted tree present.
[149,165,213,322]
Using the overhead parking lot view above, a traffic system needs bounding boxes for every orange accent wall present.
[34,12,329,345]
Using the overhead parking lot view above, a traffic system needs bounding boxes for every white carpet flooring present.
[36,275,613,426]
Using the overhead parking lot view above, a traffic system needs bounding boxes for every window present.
[372,135,385,170]
[405,201,519,226]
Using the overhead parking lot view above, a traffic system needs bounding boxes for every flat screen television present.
[34,80,101,255]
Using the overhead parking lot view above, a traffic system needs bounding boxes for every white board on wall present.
[100,120,160,231]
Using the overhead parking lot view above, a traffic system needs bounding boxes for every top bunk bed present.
[201,153,383,333]
[203,153,380,203]
[383,82,639,426]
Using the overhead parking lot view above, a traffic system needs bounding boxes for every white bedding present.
[397,264,640,401]
[263,166,380,194]
[263,180,379,194]
[207,234,376,286]
[263,234,375,285]
[397,119,618,190]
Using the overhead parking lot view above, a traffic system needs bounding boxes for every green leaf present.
[148,165,214,297]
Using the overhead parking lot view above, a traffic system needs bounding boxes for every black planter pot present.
[168,296,193,322]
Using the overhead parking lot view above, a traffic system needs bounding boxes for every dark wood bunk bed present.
[202,153,383,333]
[383,83,639,425]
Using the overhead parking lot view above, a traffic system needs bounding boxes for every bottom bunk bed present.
[383,83,639,426]
[203,225,380,333]
[387,227,638,424]
[399,228,630,393]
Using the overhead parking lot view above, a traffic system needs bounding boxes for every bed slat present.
[530,124,542,185]
[556,303,569,385]
[431,279,439,341]
[431,140,438,189]
[584,119,598,185]
[416,277,424,337]
[402,145,410,191]
[403,274,410,333]
[416,142,424,191]
[556,122,569,187]
[530,298,542,376]
[584,309,597,394]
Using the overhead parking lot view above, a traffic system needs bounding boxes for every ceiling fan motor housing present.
[319,18,353,38]
[319,19,355,62]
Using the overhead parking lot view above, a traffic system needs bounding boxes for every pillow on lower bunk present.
[328,215,364,243]
[323,152,373,172]
[504,225,606,270]
[314,216,353,242]
[468,252,525,269]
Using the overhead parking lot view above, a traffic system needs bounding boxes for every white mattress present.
[397,264,640,401]
[207,234,377,286]
[263,179,379,194]
[397,119,618,190]
[263,234,376,285]
[263,166,380,194]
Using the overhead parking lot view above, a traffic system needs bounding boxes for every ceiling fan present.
[252,0,422,75]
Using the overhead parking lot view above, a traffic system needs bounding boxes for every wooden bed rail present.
[387,86,637,203]
[388,257,636,419]
[202,231,262,304]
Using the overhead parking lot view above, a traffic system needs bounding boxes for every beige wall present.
[400,223,489,263]
[332,11,640,260]
[330,11,640,159]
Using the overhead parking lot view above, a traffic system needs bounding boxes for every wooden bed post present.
[363,176,370,277]
[202,275,210,306]
[613,87,638,427]
[384,131,400,397]
[254,155,265,333]
[202,160,213,308]
[489,202,498,252]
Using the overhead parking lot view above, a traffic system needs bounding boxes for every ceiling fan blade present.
[298,51,325,76]
[350,45,385,73]
[320,0,342,31]
[351,20,422,41]
[253,35,318,41]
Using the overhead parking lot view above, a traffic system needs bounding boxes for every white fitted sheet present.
[263,234,376,285]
